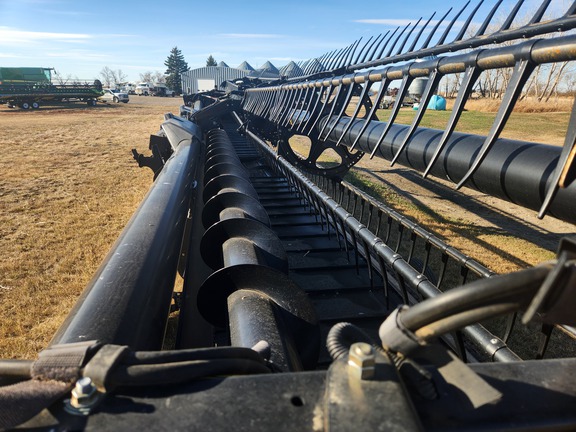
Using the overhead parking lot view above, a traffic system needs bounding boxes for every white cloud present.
[0,27,92,45]
[44,50,109,61]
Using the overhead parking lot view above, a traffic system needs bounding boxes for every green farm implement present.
[0,67,103,109]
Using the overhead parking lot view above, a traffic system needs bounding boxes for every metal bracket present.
[132,134,173,179]
[324,350,422,431]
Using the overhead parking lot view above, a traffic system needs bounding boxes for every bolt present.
[65,377,101,415]
[72,377,97,404]
[348,342,376,380]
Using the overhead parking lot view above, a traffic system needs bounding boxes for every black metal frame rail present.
[51,117,202,350]
[312,174,494,285]
[311,175,576,357]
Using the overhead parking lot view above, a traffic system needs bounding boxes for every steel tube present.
[320,116,576,224]
[228,290,303,372]
[51,124,201,350]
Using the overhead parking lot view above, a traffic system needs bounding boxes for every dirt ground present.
[0,95,574,359]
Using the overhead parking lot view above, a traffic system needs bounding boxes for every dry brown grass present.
[0,98,180,359]
[462,96,574,113]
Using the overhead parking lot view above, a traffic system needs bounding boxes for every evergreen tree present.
[164,46,189,94]
[206,55,217,67]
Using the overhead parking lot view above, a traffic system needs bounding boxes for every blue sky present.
[0,0,563,83]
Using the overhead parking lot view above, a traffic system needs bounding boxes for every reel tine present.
[408,12,436,52]
[367,31,390,62]
[391,67,442,166]
[376,27,399,60]
[436,1,470,47]
[423,64,482,178]
[386,22,412,57]
[353,36,374,65]
[361,34,384,64]
[565,1,576,16]
[529,0,551,24]
[453,1,483,43]
[396,19,421,56]
[456,58,536,189]
[475,0,503,36]
[321,81,356,141]
[499,0,526,32]
[351,74,392,151]
[336,78,374,147]
[370,73,414,159]
[421,7,452,50]
[538,97,576,218]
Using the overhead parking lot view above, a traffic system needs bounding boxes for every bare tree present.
[111,69,128,86]
[463,4,574,101]
[139,71,154,83]
[153,71,166,84]
[440,74,462,98]
[100,67,128,88]
[99,66,114,88]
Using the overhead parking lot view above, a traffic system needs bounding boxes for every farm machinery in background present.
[0,67,104,109]
[2,1,576,430]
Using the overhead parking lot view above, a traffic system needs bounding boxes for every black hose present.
[326,322,376,360]
[112,358,271,387]
[401,265,551,331]
[414,303,518,341]
[126,346,266,365]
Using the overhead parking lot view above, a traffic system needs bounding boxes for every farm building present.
[181,60,308,94]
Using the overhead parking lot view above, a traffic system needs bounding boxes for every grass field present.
[0,97,574,359]
[379,106,570,145]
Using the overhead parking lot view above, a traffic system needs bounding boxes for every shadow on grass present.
[350,166,571,269]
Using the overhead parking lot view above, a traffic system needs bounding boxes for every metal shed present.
[181,66,251,94]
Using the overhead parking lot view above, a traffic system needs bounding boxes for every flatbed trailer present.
[0,67,104,109]
[0,80,104,109]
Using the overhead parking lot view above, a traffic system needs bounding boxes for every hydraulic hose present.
[414,303,518,341]
[400,265,551,332]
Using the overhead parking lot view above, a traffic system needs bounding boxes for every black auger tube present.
[51,123,201,350]
[321,116,576,224]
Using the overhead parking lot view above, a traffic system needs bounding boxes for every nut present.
[348,342,376,380]
[70,377,99,409]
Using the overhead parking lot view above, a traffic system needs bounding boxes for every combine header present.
[0,67,103,109]
[2,1,576,430]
